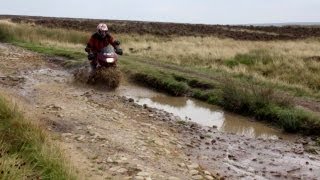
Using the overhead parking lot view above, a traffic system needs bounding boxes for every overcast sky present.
[0,0,319,25]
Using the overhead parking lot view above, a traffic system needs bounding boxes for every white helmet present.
[97,23,108,32]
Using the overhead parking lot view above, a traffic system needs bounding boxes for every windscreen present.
[101,45,115,54]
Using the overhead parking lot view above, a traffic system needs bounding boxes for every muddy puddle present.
[117,82,296,140]
[21,68,295,140]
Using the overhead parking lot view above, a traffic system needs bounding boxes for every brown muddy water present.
[25,68,295,140]
[117,82,296,140]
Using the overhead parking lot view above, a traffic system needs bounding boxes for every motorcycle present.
[74,45,122,89]
[96,45,119,68]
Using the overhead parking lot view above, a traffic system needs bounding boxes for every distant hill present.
[1,14,320,41]
[251,22,320,27]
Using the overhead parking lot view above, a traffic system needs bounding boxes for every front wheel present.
[95,67,122,89]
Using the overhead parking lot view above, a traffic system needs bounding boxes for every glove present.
[85,46,91,53]
[114,40,121,46]
[115,48,123,55]
[88,53,95,60]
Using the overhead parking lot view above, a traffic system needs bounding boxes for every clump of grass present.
[0,95,77,179]
[235,49,273,66]
[224,59,239,68]
[192,89,223,105]
[133,72,189,96]
[173,74,214,90]
[218,79,320,133]
[219,81,253,114]
[120,58,190,95]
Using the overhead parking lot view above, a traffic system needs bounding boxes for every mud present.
[74,66,122,89]
[93,67,122,89]
[1,43,320,179]
[181,125,320,179]
[117,82,296,140]
[73,65,91,83]
[0,75,25,86]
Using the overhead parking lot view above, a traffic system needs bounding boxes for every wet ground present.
[117,82,296,140]
[1,43,320,180]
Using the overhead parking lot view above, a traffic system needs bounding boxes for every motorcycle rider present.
[85,23,123,79]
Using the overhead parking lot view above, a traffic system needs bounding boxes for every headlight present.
[106,58,115,63]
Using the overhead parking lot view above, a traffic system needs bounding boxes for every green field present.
[1,19,320,134]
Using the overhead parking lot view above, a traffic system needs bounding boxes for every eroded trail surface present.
[1,43,320,180]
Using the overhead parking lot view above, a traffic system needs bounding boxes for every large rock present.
[137,172,150,177]
[189,170,199,175]
[116,168,128,174]
[192,175,203,180]
[187,163,200,170]
[109,166,121,172]
[168,177,180,180]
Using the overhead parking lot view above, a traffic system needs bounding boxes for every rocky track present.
[0,43,320,179]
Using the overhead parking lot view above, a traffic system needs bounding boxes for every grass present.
[133,72,189,96]
[217,81,320,133]
[1,20,319,98]
[119,57,320,134]
[1,19,320,134]
[0,94,77,179]
[120,34,320,98]
[120,58,189,96]
[12,41,86,60]
[0,20,87,67]
[0,20,88,44]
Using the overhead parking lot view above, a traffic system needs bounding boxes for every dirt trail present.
[1,43,320,180]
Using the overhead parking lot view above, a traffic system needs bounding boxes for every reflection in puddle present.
[117,83,295,140]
